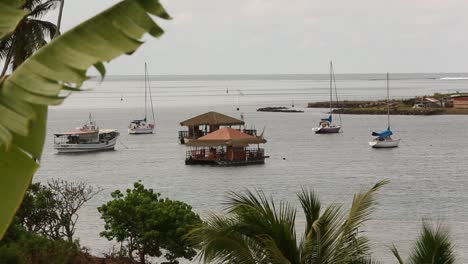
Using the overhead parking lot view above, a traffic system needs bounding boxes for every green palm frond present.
[346,257,383,264]
[29,19,57,39]
[409,221,456,264]
[297,187,321,239]
[27,0,60,18]
[187,214,259,264]
[0,0,170,238]
[332,180,389,260]
[226,190,299,263]
[301,203,345,263]
[192,182,387,264]
[390,244,405,264]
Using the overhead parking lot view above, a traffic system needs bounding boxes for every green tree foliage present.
[0,0,170,238]
[0,221,79,264]
[188,180,388,264]
[15,182,56,234]
[15,180,101,242]
[0,0,59,76]
[391,221,456,264]
[98,182,202,264]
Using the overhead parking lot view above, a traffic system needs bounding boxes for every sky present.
[47,0,468,75]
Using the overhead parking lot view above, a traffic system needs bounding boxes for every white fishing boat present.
[54,114,120,153]
[313,61,342,134]
[369,73,400,148]
[128,63,155,134]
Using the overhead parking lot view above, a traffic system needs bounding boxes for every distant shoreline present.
[308,93,468,115]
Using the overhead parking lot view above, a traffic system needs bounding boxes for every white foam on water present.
[439,77,468,80]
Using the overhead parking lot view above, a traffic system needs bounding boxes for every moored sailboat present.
[128,63,155,134]
[369,73,400,148]
[313,61,341,134]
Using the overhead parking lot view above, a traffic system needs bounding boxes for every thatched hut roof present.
[186,127,266,147]
[180,112,244,126]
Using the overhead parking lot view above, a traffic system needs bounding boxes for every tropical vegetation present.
[391,221,456,264]
[189,180,388,264]
[98,182,202,264]
[0,0,171,238]
[16,180,101,242]
[0,181,89,263]
[0,0,60,77]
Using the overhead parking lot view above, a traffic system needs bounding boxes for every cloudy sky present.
[52,0,468,75]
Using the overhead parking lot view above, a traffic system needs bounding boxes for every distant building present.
[413,97,442,108]
[452,96,468,109]
[424,97,442,108]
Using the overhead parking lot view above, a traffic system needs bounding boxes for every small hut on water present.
[185,127,267,166]
[178,111,256,144]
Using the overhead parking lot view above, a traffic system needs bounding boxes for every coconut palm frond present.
[28,0,60,18]
[390,244,405,264]
[0,36,14,59]
[408,221,456,264]
[345,256,383,264]
[343,180,389,234]
[258,235,292,264]
[326,180,388,263]
[307,203,346,263]
[297,187,321,239]
[29,19,57,39]
[187,214,259,264]
[225,190,300,263]
[191,182,388,264]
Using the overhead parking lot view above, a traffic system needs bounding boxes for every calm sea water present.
[36,73,468,262]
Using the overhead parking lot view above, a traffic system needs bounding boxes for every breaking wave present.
[439,77,468,80]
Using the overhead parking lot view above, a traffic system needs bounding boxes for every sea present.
[35,73,468,263]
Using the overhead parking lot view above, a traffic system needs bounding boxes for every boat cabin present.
[185,127,267,166]
[54,129,119,145]
[179,111,256,144]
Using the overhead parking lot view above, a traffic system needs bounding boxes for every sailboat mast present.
[387,72,390,129]
[329,61,333,114]
[147,65,156,125]
[144,62,148,121]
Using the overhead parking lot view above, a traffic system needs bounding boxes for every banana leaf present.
[0,0,170,238]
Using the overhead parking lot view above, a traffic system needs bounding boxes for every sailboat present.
[128,63,156,134]
[312,61,341,134]
[369,73,400,148]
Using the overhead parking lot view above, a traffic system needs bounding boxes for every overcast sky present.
[51,0,468,75]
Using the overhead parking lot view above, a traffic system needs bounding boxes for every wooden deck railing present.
[186,148,264,161]
[178,130,207,139]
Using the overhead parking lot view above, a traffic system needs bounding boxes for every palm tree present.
[55,0,64,37]
[391,222,456,264]
[189,180,388,264]
[0,0,59,77]
[0,0,170,238]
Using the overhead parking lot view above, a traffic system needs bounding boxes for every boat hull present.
[369,138,400,148]
[54,138,117,153]
[128,127,154,134]
[313,126,341,134]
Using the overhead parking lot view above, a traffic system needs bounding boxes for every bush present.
[98,182,202,264]
[0,245,23,264]
[0,222,79,264]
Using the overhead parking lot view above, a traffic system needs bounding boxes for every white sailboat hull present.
[369,138,400,148]
[54,138,118,153]
[128,127,154,134]
[312,126,341,134]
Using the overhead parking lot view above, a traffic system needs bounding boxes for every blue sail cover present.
[372,129,393,138]
[321,115,332,123]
